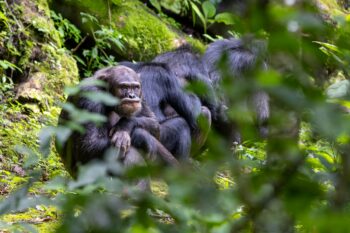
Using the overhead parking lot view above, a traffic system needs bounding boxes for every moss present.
[18,0,61,46]
[0,0,78,193]
[111,0,205,60]
[39,44,79,97]
[151,180,169,198]
[112,3,175,60]
[0,3,78,231]
[187,37,206,53]
[51,0,205,60]
[0,207,60,233]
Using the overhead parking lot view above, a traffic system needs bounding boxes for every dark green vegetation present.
[1,0,350,232]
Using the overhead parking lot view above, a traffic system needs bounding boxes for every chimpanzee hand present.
[109,130,131,159]
[143,117,160,139]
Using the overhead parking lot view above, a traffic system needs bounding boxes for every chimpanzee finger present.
[115,136,122,148]
[122,137,130,152]
[111,133,118,144]
[119,148,126,160]
[109,128,116,137]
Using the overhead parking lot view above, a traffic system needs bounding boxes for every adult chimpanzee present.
[152,45,217,117]
[152,45,230,147]
[57,65,179,180]
[119,61,201,160]
[202,38,269,139]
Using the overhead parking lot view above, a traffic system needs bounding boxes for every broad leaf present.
[214,12,235,25]
[202,1,216,19]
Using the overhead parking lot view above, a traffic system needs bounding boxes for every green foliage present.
[3,0,350,232]
[189,0,234,34]
[50,10,81,43]
[79,12,124,77]
[151,0,235,34]
[50,11,125,77]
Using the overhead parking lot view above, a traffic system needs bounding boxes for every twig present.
[71,35,88,53]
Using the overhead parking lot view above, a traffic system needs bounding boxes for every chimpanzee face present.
[96,65,143,118]
[112,78,142,117]
[113,80,141,100]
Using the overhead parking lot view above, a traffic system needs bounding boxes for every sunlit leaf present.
[202,1,216,19]
[82,91,119,106]
[214,13,235,25]
[0,60,22,72]
[150,0,161,12]
[314,41,340,53]
[190,1,206,27]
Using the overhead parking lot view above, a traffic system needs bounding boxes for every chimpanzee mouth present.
[121,98,141,104]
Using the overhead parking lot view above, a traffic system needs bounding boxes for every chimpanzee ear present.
[137,73,142,97]
[93,67,112,81]
[92,68,113,91]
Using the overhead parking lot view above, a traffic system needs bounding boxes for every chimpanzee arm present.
[166,86,199,131]
[134,103,160,138]
[75,86,111,157]
[112,103,160,138]
[194,75,219,121]
[80,122,110,156]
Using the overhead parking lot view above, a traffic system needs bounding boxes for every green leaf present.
[314,41,340,53]
[257,70,282,87]
[150,0,161,12]
[202,1,216,19]
[203,34,217,42]
[69,163,108,189]
[55,126,73,149]
[214,12,235,25]
[190,2,206,27]
[109,37,124,50]
[0,60,22,72]
[14,146,38,168]
[61,102,107,125]
[0,12,9,28]
[38,126,55,157]
[81,91,119,106]
[91,46,98,59]
[73,55,86,66]
[79,77,107,88]
[80,12,98,24]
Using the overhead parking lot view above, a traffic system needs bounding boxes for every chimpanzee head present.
[94,65,142,117]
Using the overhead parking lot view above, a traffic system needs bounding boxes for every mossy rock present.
[50,0,205,61]
[0,0,78,193]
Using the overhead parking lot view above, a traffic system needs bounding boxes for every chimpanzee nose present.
[128,93,136,99]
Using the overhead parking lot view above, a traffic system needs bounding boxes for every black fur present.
[202,38,269,139]
[153,45,218,120]
[120,62,199,160]
[57,68,179,177]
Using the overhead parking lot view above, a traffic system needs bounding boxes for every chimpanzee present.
[119,61,201,160]
[152,45,217,116]
[152,45,225,148]
[202,38,269,139]
[56,65,179,179]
